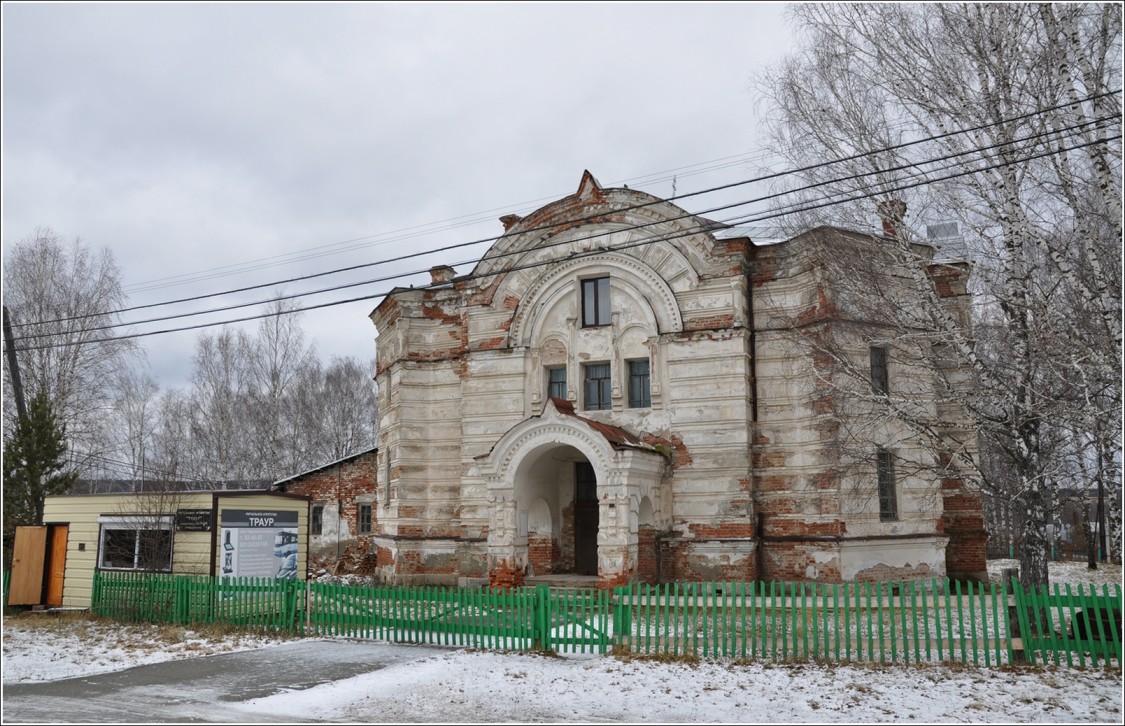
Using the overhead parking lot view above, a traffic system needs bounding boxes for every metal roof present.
[271,446,379,490]
[548,398,659,454]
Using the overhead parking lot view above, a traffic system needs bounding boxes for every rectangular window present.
[311,505,324,536]
[97,517,173,572]
[628,359,651,408]
[877,449,898,521]
[870,345,889,394]
[358,503,372,534]
[581,277,611,327]
[547,367,567,400]
[584,363,612,411]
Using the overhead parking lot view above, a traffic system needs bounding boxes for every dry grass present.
[2,610,302,651]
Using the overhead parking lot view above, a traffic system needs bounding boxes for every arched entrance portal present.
[509,442,599,576]
[476,399,668,584]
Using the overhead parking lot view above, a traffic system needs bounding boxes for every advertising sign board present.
[219,509,299,580]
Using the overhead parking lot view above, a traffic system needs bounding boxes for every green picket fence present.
[613,579,1015,665]
[90,571,1121,667]
[541,586,613,654]
[93,571,305,631]
[1010,580,1122,667]
[306,580,537,650]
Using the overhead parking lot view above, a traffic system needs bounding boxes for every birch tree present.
[759,3,1122,588]
[310,355,379,462]
[244,297,317,477]
[106,367,161,481]
[2,228,139,469]
[188,327,254,483]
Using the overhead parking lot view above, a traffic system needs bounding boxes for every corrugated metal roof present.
[272,446,379,490]
[549,398,657,453]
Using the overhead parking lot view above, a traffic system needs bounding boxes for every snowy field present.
[986,558,1122,588]
[2,558,1122,723]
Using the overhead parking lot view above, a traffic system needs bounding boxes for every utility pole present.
[3,305,29,422]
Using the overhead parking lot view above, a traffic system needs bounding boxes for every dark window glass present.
[101,529,138,569]
[137,530,173,571]
[584,363,612,411]
[99,527,172,571]
[358,503,372,534]
[870,346,889,394]
[547,367,567,400]
[877,449,898,521]
[628,359,651,408]
[582,277,611,327]
[311,505,324,535]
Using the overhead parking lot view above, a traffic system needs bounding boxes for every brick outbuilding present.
[272,448,378,572]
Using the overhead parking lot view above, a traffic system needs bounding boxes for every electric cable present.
[12,89,1118,329]
[8,111,1116,341]
[6,127,1117,354]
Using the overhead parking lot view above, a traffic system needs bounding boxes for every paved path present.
[2,640,451,723]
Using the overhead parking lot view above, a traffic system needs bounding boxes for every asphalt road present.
[2,640,451,723]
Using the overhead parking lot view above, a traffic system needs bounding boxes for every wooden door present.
[574,463,599,576]
[46,525,69,606]
[9,526,47,606]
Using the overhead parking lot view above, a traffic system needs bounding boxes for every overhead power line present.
[122,148,783,295]
[8,111,1117,342]
[6,126,1118,355]
[12,89,1119,331]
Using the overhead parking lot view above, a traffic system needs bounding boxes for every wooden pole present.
[2,305,29,422]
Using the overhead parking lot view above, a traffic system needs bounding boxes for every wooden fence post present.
[1004,567,1026,663]
[612,585,632,653]
[533,583,550,652]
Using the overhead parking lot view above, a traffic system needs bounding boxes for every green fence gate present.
[89,571,1123,668]
[1010,580,1122,666]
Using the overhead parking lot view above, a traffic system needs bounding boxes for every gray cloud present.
[2,2,792,390]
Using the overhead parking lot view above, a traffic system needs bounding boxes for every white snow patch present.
[3,559,1123,722]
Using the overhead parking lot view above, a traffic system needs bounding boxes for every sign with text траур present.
[219,509,299,580]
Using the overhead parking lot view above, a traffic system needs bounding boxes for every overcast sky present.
[2,2,796,392]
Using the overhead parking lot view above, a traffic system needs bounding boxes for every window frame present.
[358,503,373,534]
[876,448,898,521]
[311,504,324,536]
[870,345,889,395]
[547,366,568,401]
[581,277,611,328]
[96,516,174,572]
[627,359,651,408]
[583,362,612,411]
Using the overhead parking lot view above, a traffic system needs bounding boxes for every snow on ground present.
[3,558,1122,723]
[987,558,1122,588]
[235,648,1123,724]
[1,613,308,683]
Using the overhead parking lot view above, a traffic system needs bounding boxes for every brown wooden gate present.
[8,524,69,607]
[9,526,48,605]
[46,525,69,606]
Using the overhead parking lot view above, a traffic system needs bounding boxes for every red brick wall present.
[283,451,378,556]
[636,525,659,583]
[758,542,841,583]
[528,533,560,576]
[940,477,989,582]
[659,539,757,583]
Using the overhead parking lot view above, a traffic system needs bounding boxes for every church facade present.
[367,172,987,587]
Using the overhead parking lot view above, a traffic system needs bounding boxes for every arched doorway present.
[477,399,667,584]
[573,461,599,575]
[511,442,598,576]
